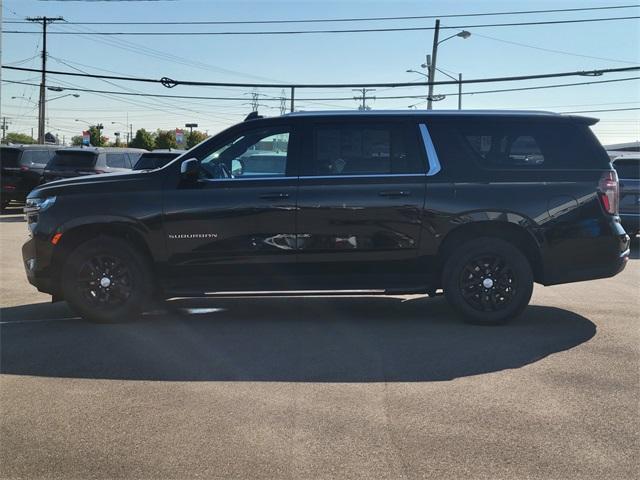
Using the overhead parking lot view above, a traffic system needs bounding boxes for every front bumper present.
[22,235,56,295]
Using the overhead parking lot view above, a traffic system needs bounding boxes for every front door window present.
[200,127,290,179]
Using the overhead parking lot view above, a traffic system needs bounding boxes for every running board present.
[166,287,436,299]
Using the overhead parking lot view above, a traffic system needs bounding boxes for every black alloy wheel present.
[443,237,533,325]
[63,236,153,323]
[459,254,516,312]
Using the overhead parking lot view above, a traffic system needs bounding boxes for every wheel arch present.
[437,219,545,283]
[50,218,155,288]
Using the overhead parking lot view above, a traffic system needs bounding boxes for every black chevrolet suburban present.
[1,144,58,209]
[22,111,630,324]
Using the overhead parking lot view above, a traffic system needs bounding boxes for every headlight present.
[24,196,57,213]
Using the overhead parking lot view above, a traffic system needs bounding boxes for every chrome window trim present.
[419,123,441,177]
[201,174,428,182]
[200,176,296,182]
[298,174,425,180]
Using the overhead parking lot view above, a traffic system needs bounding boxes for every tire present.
[62,236,154,323]
[442,237,533,325]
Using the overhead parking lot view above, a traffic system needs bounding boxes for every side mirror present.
[180,158,199,180]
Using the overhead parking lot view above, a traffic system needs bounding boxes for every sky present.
[1,0,639,145]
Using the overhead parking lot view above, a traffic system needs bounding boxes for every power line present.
[560,107,640,114]
[3,76,639,101]
[4,15,640,35]
[473,33,640,65]
[3,65,640,89]
[3,4,638,25]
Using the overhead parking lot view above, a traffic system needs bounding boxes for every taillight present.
[20,166,29,172]
[598,170,619,215]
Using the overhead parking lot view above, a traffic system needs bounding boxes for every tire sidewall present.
[443,237,533,325]
[62,236,153,323]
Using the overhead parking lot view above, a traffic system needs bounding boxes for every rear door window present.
[49,151,98,168]
[308,123,422,176]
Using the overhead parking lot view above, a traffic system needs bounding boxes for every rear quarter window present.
[22,150,51,165]
[50,151,98,168]
[614,158,640,179]
[428,118,610,171]
[106,153,128,168]
[0,149,22,168]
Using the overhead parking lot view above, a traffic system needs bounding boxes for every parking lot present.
[1,206,638,479]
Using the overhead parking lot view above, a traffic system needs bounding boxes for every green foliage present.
[4,132,35,144]
[71,135,83,146]
[186,130,208,149]
[155,129,177,150]
[88,125,107,147]
[129,128,155,150]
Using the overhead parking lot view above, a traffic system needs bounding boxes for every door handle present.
[379,190,411,197]
[259,192,290,200]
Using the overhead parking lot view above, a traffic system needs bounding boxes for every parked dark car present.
[41,147,147,183]
[132,149,186,170]
[613,155,639,235]
[23,110,629,324]
[1,144,58,209]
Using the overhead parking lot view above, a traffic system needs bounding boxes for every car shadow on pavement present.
[0,296,595,382]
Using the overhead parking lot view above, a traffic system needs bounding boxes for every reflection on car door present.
[162,123,300,293]
[295,118,428,290]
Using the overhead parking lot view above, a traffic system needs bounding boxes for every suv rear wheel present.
[443,237,533,325]
[62,236,153,323]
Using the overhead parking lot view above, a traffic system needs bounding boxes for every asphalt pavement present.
[1,207,638,479]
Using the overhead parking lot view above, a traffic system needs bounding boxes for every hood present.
[29,170,152,199]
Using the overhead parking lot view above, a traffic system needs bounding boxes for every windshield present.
[49,151,98,168]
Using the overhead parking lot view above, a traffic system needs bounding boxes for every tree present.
[155,129,177,149]
[4,132,35,144]
[186,130,208,148]
[88,125,107,147]
[71,135,83,146]
[129,128,155,150]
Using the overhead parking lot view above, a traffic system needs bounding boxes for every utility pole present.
[427,19,440,110]
[27,16,64,144]
[290,87,295,112]
[1,117,9,143]
[458,73,462,110]
[352,88,376,110]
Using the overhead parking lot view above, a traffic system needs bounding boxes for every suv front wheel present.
[443,237,534,325]
[62,236,153,323]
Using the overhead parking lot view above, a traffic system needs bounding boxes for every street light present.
[111,121,133,145]
[12,93,79,104]
[426,20,471,110]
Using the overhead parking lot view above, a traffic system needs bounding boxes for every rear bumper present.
[540,210,631,286]
[1,185,28,203]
